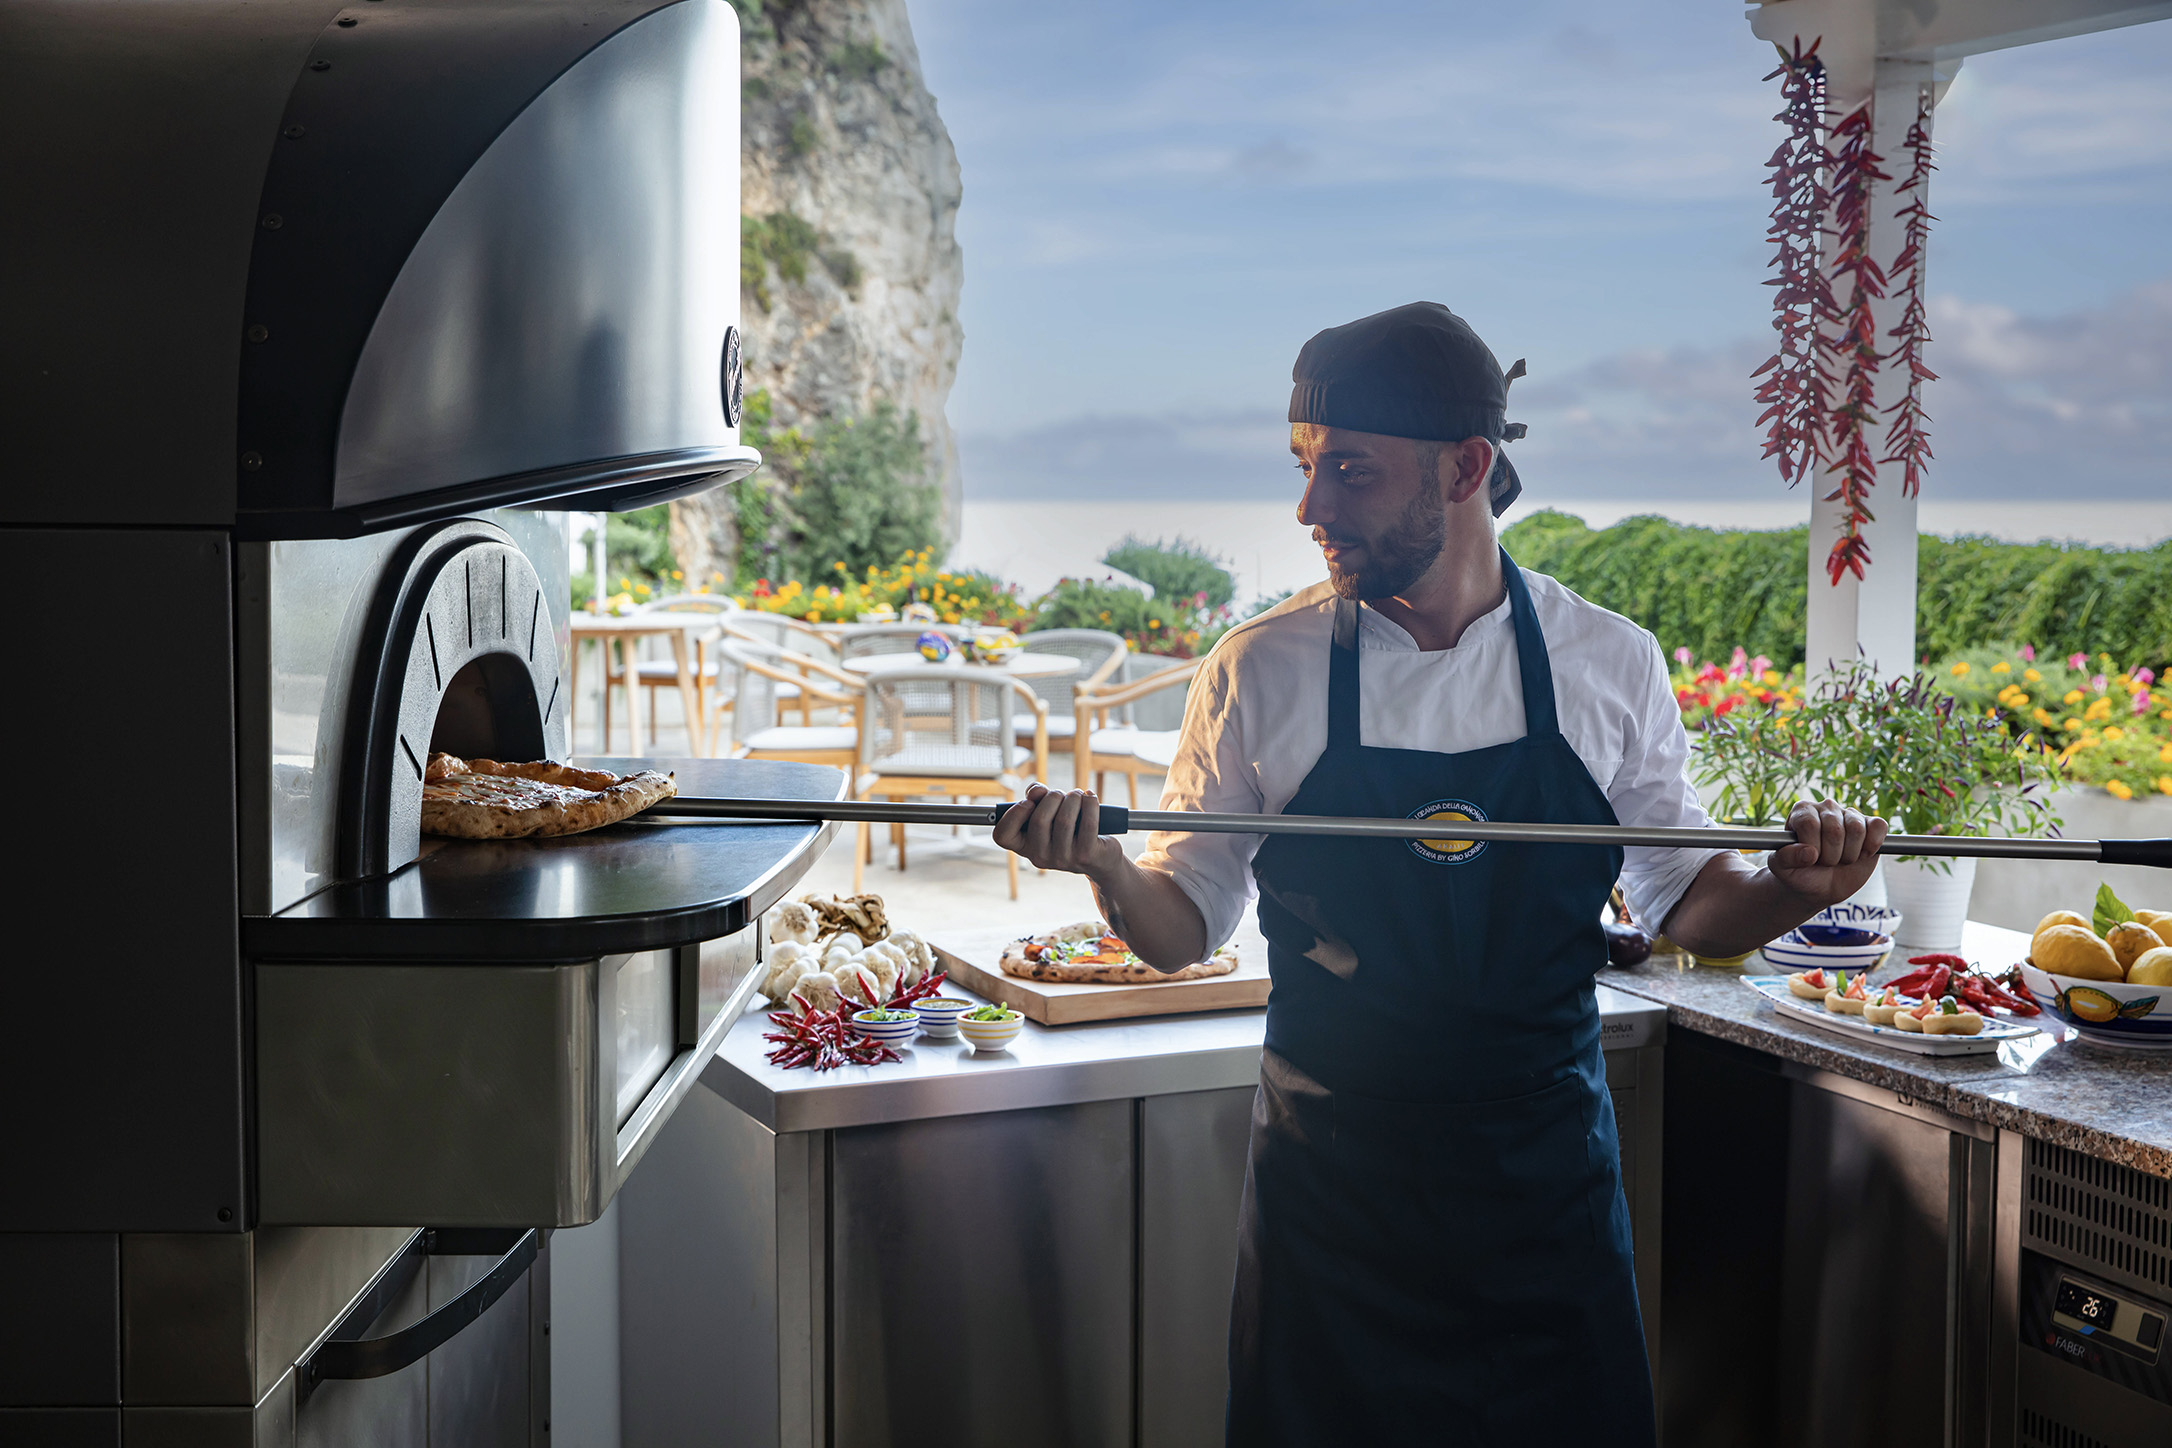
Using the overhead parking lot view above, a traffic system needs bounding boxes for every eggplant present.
[1604,920,1653,967]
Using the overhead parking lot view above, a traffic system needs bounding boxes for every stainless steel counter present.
[604,983,1667,1448]
[702,979,1666,1132]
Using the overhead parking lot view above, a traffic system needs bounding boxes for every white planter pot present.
[1882,855,1977,954]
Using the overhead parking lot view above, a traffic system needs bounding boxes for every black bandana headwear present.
[1289,301,1529,516]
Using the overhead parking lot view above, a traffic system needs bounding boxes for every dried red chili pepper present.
[1907,953,1970,971]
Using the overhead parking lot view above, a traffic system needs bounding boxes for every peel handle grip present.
[2099,838,2172,869]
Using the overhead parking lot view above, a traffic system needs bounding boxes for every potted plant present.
[1802,661,2062,952]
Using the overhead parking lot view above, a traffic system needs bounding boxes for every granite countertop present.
[1599,921,2172,1178]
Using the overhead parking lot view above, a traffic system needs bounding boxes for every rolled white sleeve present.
[1136,649,1262,952]
[1610,631,1726,933]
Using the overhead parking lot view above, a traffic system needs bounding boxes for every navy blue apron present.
[1226,553,1655,1447]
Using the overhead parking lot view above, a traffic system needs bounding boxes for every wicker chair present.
[1072,657,1203,804]
[630,594,736,752]
[1009,628,1127,756]
[851,662,1049,899]
[719,636,863,768]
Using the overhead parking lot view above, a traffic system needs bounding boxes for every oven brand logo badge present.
[1407,799,1488,865]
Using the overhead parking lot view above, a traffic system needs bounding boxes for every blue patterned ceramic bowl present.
[851,1009,921,1047]
[1760,924,1895,976]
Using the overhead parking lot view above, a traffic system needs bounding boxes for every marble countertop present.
[1599,921,2172,1178]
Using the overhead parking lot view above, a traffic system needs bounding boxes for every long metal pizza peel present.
[643,796,2172,868]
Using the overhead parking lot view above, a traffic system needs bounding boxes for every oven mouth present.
[337,519,565,880]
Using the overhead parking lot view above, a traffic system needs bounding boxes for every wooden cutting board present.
[928,925,1270,1025]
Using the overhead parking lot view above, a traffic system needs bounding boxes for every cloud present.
[960,279,2172,503]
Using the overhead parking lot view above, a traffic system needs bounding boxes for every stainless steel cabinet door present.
[1139,1087,1255,1448]
[830,1101,1136,1448]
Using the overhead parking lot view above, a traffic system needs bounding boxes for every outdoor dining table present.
[568,610,719,756]
[838,650,1081,680]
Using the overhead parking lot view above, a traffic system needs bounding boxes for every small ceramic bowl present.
[1809,902,1904,939]
[1760,924,1895,976]
[2021,963,2172,1049]
[911,997,973,1039]
[851,1009,921,1047]
[957,1008,1025,1053]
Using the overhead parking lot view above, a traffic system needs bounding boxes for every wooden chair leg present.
[1095,770,1106,796]
[897,814,907,873]
[1127,768,1138,807]
[1007,843,1018,900]
[854,821,867,894]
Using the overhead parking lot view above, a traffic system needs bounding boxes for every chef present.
[993,301,1885,1446]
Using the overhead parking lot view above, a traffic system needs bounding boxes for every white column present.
[1803,59,1935,681]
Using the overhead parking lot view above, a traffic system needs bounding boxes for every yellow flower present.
[2063,689,2085,705]
[805,611,819,621]
[634,583,651,595]
[2160,743,2172,763]
[2158,776,2172,796]
[943,612,960,624]
[1991,661,2011,674]
[696,584,710,594]
[1149,619,1161,629]
[2086,697,2114,722]
[2023,668,2040,682]
[2063,719,2083,732]
[1950,661,1970,676]
[1763,669,1781,685]
[620,577,631,590]
[2032,707,2054,726]
[1100,611,1112,622]
[2107,780,2135,800]
[2106,726,2125,742]
[671,569,683,580]
[712,571,725,583]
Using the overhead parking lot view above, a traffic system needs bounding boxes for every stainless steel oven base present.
[258,930,762,1228]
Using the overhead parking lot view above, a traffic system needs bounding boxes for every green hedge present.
[1500,510,2172,672]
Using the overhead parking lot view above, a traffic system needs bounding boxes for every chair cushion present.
[1012,713,1075,738]
[743,726,857,752]
[635,660,721,680]
[1086,727,1140,756]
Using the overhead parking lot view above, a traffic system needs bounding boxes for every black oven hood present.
[0,0,757,538]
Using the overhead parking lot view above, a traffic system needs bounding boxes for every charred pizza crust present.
[999,925,1239,985]
[421,753,676,840]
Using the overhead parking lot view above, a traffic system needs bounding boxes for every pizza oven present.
[0,2,844,1441]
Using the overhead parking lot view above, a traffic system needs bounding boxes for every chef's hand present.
[993,784,1127,880]
[1768,797,1888,906]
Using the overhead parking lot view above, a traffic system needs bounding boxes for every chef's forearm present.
[1659,851,1824,959]
[1087,857,1211,971]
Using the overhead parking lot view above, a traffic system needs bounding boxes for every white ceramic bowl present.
[1760,923,1895,976]
[851,1009,921,1047]
[2021,963,2172,1048]
[1809,902,1903,939]
[957,1010,1024,1053]
[911,997,972,1038]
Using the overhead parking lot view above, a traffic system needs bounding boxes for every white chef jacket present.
[1138,570,1725,950]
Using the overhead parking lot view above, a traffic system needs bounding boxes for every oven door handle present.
[299,1227,540,1399]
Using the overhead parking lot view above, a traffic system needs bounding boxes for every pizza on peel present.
[421,753,676,840]
[1000,919,1240,985]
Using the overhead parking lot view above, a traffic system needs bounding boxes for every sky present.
[905,0,2172,505]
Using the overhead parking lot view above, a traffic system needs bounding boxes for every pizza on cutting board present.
[1000,920,1239,985]
[421,753,676,839]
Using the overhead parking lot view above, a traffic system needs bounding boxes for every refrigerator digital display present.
[2057,1280,2118,1332]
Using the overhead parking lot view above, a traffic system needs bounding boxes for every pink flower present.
[2020,645,2035,662]
[2136,668,2157,686]
[1673,646,1692,666]
[1750,655,1772,675]
[2137,692,2155,714]
[2092,674,2107,693]
[2069,653,2088,671]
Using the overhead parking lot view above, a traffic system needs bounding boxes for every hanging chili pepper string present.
[1821,101,1890,585]
[1752,38,1835,493]
[1882,85,1938,501]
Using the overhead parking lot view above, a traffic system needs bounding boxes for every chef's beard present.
[1321,485,1447,601]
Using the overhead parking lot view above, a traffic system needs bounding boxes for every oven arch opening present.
[430,653,548,763]
[337,519,567,880]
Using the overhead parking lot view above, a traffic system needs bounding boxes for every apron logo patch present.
[1407,799,1488,864]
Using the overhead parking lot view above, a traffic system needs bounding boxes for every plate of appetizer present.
[1743,959,2041,1056]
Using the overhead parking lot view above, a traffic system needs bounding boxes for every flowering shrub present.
[739,551,1032,628]
[1032,575,1229,658]
[1669,647,1806,728]
[1937,645,2172,802]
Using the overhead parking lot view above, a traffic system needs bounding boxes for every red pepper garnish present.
[1907,953,1970,971]
[1925,965,1951,1004]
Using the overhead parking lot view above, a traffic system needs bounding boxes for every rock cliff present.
[672,0,964,584]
